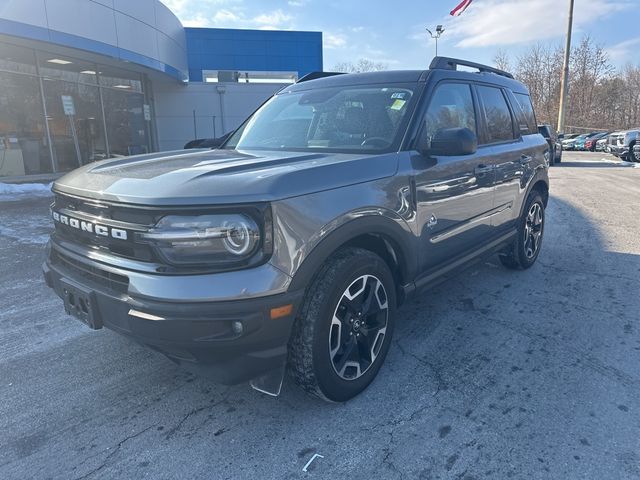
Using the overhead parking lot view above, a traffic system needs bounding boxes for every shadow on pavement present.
[2,192,640,479]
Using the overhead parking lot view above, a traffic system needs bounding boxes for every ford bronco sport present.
[43,57,549,402]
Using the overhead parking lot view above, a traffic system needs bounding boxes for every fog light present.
[231,321,244,335]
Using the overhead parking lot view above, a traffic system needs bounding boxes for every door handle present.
[474,164,493,175]
[520,155,533,165]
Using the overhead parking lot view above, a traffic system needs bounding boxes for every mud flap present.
[249,361,286,397]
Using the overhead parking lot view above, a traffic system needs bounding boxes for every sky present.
[161,0,640,70]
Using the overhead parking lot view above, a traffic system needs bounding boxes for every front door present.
[413,82,496,273]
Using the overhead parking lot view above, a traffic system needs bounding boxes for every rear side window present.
[513,92,537,134]
[477,85,515,144]
[424,83,476,140]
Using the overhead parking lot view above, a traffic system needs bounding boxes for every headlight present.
[140,214,262,266]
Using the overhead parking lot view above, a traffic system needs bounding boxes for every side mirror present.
[418,127,478,156]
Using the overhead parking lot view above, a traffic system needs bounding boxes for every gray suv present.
[43,57,549,402]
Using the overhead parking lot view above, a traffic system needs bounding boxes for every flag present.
[450,0,473,16]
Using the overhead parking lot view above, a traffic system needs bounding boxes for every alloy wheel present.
[329,275,389,381]
[524,202,544,259]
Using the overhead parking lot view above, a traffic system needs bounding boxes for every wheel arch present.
[530,178,549,207]
[287,216,416,306]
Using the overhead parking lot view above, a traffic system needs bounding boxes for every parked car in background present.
[184,132,232,149]
[610,130,639,161]
[596,137,608,152]
[574,132,601,151]
[563,133,588,151]
[584,132,610,152]
[538,124,562,164]
[557,133,578,141]
[607,132,621,154]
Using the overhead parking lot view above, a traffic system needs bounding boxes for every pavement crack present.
[72,424,157,480]
[164,388,232,440]
[394,339,446,396]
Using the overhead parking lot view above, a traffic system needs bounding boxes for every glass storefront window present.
[100,67,151,156]
[102,87,150,156]
[0,42,37,75]
[38,53,99,85]
[0,71,52,175]
[42,79,107,172]
[0,41,154,177]
[99,65,143,93]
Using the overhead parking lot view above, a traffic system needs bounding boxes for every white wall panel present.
[153,1,185,49]
[1,0,187,80]
[154,82,283,150]
[113,0,155,27]
[114,12,158,59]
[45,0,118,46]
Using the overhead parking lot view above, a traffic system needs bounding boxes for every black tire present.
[555,149,562,163]
[499,190,545,270]
[628,142,636,162]
[288,247,396,402]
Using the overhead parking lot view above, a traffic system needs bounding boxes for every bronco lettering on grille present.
[52,211,128,241]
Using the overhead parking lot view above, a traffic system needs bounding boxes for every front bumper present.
[609,145,628,157]
[43,243,304,385]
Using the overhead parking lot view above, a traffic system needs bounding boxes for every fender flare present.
[287,214,417,293]
[518,168,549,219]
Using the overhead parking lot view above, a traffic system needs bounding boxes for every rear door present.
[413,81,497,273]
[474,85,533,233]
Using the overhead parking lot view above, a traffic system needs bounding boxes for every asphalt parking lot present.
[1,151,640,480]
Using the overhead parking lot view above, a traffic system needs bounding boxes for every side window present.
[477,85,515,144]
[424,83,476,142]
[513,92,537,134]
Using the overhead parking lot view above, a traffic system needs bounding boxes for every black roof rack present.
[429,56,514,79]
[297,71,346,83]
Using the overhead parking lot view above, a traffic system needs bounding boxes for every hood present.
[53,148,399,206]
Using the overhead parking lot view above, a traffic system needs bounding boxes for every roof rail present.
[429,56,514,79]
[297,71,346,83]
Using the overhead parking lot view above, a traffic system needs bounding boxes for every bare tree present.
[332,59,388,73]
[497,35,638,132]
[493,49,510,72]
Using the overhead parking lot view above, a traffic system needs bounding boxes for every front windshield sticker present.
[390,99,406,110]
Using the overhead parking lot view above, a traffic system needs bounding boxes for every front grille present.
[51,249,129,294]
[53,193,157,262]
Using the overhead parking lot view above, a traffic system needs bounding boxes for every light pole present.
[426,25,445,58]
[557,0,575,134]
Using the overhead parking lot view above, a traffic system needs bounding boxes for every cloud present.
[287,0,308,6]
[606,37,640,63]
[443,0,633,48]
[253,10,292,27]
[324,32,347,49]
[160,1,293,30]
[213,9,241,24]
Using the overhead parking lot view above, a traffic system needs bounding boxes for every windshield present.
[225,84,416,153]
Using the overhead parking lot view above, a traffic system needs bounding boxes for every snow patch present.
[0,182,53,200]
[599,158,639,168]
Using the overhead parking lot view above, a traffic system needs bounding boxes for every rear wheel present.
[499,191,545,270]
[288,248,396,402]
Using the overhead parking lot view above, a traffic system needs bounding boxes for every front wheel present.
[628,142,637,162]
[499,191,545,270]
[288,248,396,402]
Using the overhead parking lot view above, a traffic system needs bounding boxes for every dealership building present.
[0,0,323,178]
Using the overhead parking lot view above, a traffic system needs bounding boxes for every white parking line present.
[302,453,324,472]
